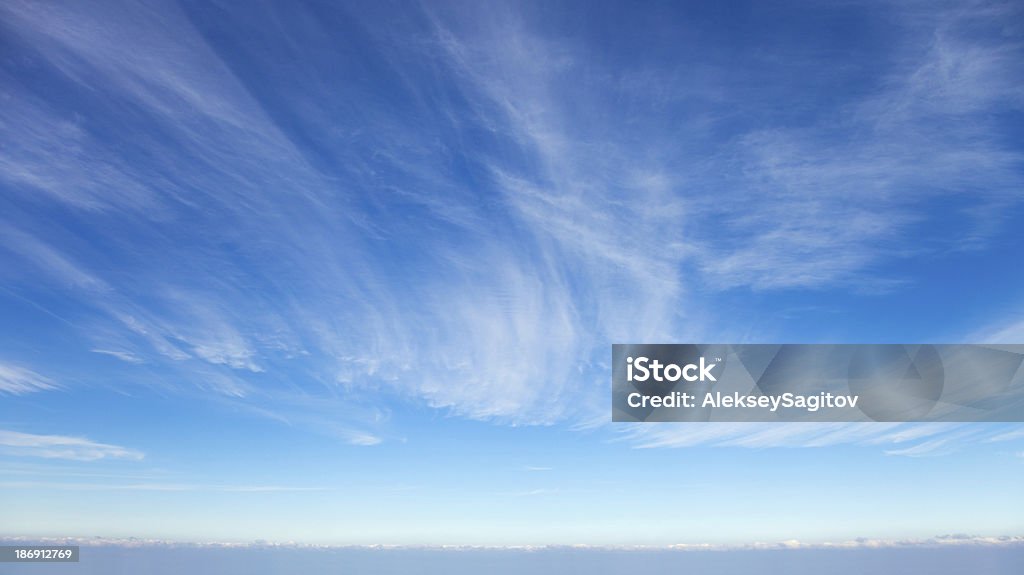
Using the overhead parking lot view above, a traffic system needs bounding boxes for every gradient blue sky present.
[1,0,1024,546]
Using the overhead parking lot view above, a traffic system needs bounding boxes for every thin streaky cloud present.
[0,430,144,461]
[622,422,1022,455]
[0,481,326,492]
[90,349,144,364]
[0,363,57,395]
[0,0,1021,459]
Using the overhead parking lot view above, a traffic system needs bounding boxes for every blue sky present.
[1,0,1023,547]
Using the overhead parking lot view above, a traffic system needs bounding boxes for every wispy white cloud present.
[0,0,1021,442]
[90,349,144,364]
[0,481,323,492]
[0,363,56,395]
[623,422,1023,455]
[884,436,959,457]
[0,224,111,292]
[0,430,144,461]
[972,315,1024,344]
[187,332,263,373]
[697,4,1024,290]
[341,431,383,447]
[986,428,1024,443]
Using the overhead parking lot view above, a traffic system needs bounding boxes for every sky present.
[1,0,1024,548]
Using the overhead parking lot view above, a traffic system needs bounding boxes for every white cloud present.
[0,224,111,292]
[621,422,1021,456]
[90,349,144,364]
[342,431,383,447]
[1,534,1021,551]
[0,0,1021,443]
[973,316,1024,344]
[0,481,322,492]
[189,338,262,373]
[697,5,1024,290]
[0,430,144,461]
[987,428,1024,443]
[884,437,957,458]
[0,363,57,395]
